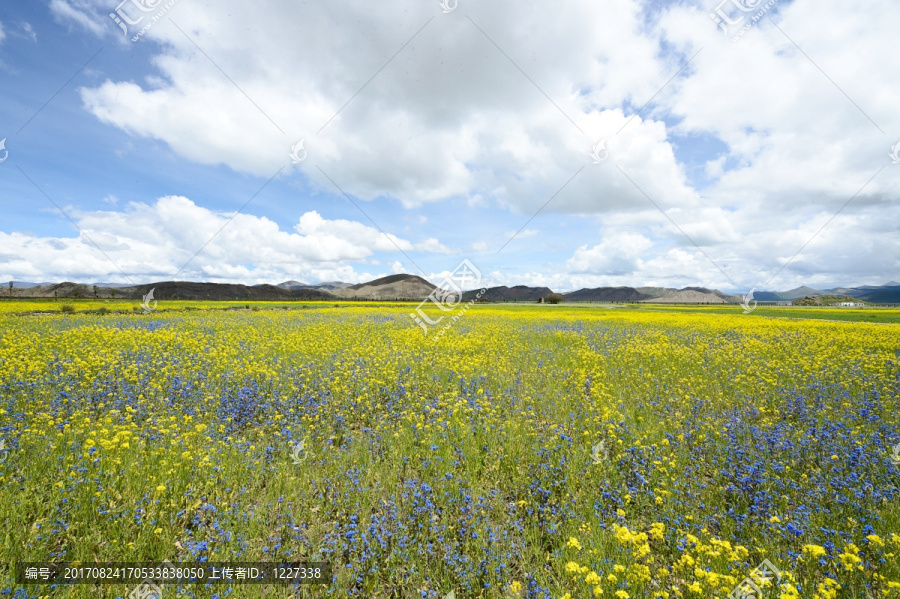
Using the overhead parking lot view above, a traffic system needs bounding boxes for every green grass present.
[0,305,897,597]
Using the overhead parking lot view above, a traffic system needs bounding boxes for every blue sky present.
[1,0,897,292]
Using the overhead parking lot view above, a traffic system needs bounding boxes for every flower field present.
[0,302,898,598]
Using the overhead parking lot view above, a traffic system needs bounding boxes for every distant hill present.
[681,287,741,302]
[563,286,737,304]
[636,287,671,297]
[277,280,350,291]
[314,281,352,291]
[563,286,652,302]
[15,282,119,299]
[791,284,900,304]
[855,287,900,303]
[131,282,333,301]
[332,274,435,300]
[18,281,333,301]
[849,281,900,289]
[7,278,899,304]
[276,280,310,289]
[692,283,900,304]
[748,286,823,302]
[6,281,52,289]
[779,286,825,300]
[751,290,782,302]
[640,289,730,304]
[462,285,551,302]
[794,294,866,306]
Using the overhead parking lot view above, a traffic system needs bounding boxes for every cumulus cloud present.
[659,0,899,206]
[73,0,698,214]
[25,0,900,287]
[0,197,450,284]
[567,231,655,276]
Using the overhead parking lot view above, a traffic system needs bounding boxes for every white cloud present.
[414,238,454,254]
[659,0,900,205]
[0,198,451,284]
[49,0,105,36]
[20,22,36,42]
[21,0,900,288]
[75,0,697,215]
[567,231,655,276]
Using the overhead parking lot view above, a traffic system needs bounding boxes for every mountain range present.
[275,280,352,291]
[751,283,900,303]
[4,278,899,304]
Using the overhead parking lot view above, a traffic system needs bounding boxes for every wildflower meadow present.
[0,302,898,598]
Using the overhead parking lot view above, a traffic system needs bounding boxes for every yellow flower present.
[802,544,826,558]
[814,577,840,599]
[838,544,863,571]
[567,537,582,551]
[866,535,885,548]
[615,591,629,599]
